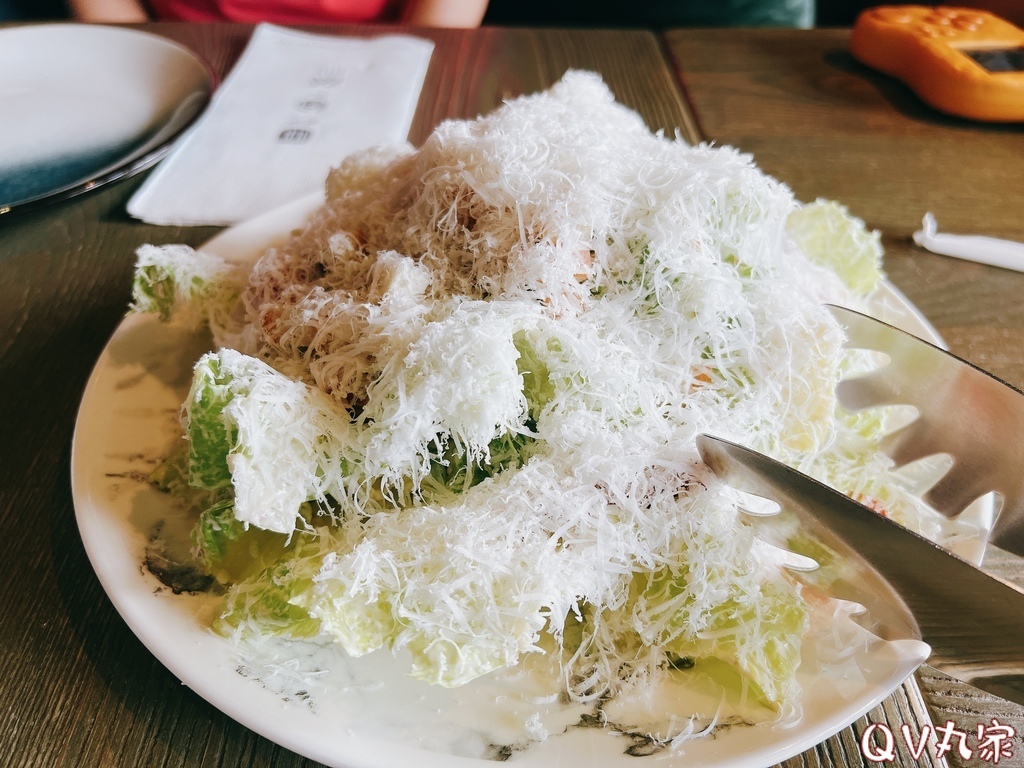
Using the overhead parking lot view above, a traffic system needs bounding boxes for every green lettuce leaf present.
[787,199,883,295]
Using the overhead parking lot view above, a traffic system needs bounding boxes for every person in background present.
[482,0,1024,29]
[68,0,489,26]
[483,0,813,28]
[816,0,1024,26]
[2,0,66,20]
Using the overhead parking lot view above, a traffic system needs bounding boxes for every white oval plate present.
[0,24,212,215]
[72,195,982,768]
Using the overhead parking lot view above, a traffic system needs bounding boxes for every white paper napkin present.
[128,24,434,226]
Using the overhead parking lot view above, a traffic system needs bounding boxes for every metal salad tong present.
[697,305,1024,706]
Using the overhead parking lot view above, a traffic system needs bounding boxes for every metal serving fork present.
[696,433,1024,707]
[828,304,1024,557]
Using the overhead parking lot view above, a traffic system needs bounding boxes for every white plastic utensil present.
[913,212,1024,272]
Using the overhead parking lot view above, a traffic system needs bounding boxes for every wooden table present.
[1,21,1021,768]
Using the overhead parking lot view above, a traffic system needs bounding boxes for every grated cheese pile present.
[133,71,935,722]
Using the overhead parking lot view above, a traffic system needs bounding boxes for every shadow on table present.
[822,48,1024,134]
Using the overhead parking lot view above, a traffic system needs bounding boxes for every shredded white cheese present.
[136,70,929,720]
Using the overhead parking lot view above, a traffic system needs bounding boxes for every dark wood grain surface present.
[2,20,1020,768]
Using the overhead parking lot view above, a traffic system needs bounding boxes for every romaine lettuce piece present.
[130,243,243,329]
[214,537,324,640]
[664,578,807,707]
[183,349,360,534]
[787,199,883,295]
[184,353,235,491]
[624,555,807,708]
[192,499,307,585]
[514,330,556,423]
[289,577,398,659]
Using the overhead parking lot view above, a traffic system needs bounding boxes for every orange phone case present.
[851,5,1024,122]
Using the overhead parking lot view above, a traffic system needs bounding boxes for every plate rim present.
[70,195,965,768]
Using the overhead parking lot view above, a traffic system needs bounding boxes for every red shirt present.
[148,0,397,23]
